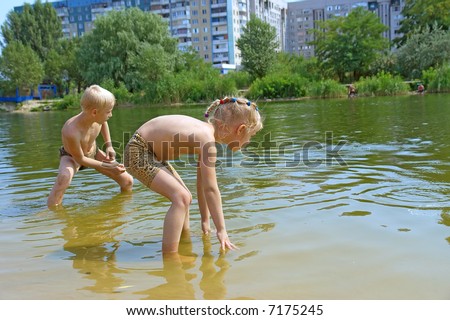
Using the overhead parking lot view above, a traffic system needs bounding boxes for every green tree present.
[395,26,450,79]
[236,14,278,79]
[0,41,44,91]
[272,52,321,81]
[59,38,84,93]
[310,7,389,82]
[395,0,450,47]
[1,0,63,61]
[77,8,178,91]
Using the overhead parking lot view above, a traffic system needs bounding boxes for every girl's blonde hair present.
[81,85,115,111]
[204,97,263,133]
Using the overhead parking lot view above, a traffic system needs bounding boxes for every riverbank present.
[0,90,437,113]
[0,99,54,113]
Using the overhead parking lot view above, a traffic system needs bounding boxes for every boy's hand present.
[105,146,116,161]
[101,161,126,173]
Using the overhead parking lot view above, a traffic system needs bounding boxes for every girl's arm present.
[197,162,211,234]
[199,141,236,251]
[100,122,115,161]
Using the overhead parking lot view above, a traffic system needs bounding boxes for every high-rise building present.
[286,0,406,57]
[14,0,287,70]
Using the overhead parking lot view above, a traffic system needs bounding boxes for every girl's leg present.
[150,167,192,253]
[166,166,191,232]
[47,156,78,207]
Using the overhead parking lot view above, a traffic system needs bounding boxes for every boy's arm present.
[100,122,115,161]
[63,131,123,172]
[199,141,236,251]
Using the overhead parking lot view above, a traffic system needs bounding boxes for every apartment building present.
[14,0,287,70]
[250,0,287,51]
[286,0,405,57]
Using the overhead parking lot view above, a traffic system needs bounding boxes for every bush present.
[247,74,309,99]
[224,71,252,89]
[52,93,82,110]
[100,79,133,104]
[422,63,450,93]
[308,79,346,98]
[355,72,409,96]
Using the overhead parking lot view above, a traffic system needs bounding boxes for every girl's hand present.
[217,229,238,251]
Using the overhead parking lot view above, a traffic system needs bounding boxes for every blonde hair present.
[204,97,263,133]
[80,85,115,111]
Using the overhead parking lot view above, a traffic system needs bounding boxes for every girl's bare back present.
[137,115,214,161]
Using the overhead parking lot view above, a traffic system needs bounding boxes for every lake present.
[1,94,449,299]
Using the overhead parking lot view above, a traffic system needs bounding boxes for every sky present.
[0,0,31,29]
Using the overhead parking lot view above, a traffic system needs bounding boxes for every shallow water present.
[1,94,450,299]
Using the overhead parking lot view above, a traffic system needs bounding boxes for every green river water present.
[1,94,449,299]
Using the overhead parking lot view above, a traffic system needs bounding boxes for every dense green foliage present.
[311,7,389,82]
[0,0,63,92]
[395,0,450,46]
[0,41,44,92]
[355,72,409,96]
[236,14,278,80]
[308,80,347,98]
[76,8,178,91]
[1,3,449,105]
[1,0,63,60]
[422,63,450,92]
[395,26,450,79]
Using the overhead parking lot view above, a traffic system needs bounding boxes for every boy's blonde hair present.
[204,97,263,133]
[81,85,115,111]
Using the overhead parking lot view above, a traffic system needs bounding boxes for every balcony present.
[212,29,227,36]
[238,3,247,13]
[213,54,229,63]
[211,12,227,18]
[211,1,227,9]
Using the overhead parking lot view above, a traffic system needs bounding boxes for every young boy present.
[47,85,133,208]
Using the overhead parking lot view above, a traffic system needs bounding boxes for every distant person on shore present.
[47,85,133,208]
[348,84,357,98]
[417,83,425,95]
[123,97,263,253]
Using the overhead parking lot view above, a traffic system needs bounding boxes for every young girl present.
[124,97,263,253]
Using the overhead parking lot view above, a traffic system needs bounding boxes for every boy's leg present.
[95,150,133,192]
[47,156,78,207]
[149,167,192,253]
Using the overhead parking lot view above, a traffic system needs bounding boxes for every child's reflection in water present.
[54,193,232,298]
[55,193,131,294]
[135,233,230,300]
